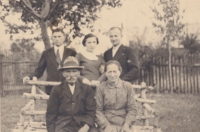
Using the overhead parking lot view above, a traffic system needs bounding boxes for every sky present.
[1,0,200,53]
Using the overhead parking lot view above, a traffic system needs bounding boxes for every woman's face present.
[85,37,97,52]
[105,64,121,82]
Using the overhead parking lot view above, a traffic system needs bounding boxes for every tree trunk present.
[39,20,51,49]
[168,39,173,94]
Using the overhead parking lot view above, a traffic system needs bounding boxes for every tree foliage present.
[180,33,200,53]
[151,0,185,93]
[1,0,122,49]
[151,0,185,43]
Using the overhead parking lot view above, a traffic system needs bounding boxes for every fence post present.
[0,54,4,96]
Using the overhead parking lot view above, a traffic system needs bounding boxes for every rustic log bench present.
[13,77,162,132]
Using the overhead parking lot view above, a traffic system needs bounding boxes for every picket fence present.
[1,53,200,95]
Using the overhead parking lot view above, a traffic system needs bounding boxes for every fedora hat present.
[58,56,84,70]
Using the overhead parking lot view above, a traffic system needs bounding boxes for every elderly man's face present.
[109,29,122,47]
[62,69,80,85]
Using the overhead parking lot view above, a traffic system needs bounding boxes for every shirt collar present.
[112,44,122,50]
[68,84,75,89]
[54,44,64,51]
[106,78,123,89]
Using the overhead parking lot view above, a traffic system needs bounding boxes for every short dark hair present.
[109,27,122,35]
[52,28,65,35]
[104,60,122,73]
[82,33,99,46]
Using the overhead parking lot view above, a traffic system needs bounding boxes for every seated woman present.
[76,33,105,86]
[96,60,137,132]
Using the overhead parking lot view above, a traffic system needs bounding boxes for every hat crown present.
[58,56,84,70]
[63,56,79,67]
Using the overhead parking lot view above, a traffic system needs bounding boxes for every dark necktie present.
[56,49,61,67]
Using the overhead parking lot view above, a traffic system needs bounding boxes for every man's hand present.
[104,124,115,132]
[23,76,30,84]
[90,80,100,87]
[82,78,91,85]
[121,123,132,132]
[78,124,89,132]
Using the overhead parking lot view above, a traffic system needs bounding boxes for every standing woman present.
[76,33,105,86]
[96,60,137,132]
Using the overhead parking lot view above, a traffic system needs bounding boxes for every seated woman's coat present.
[95,79,137,129]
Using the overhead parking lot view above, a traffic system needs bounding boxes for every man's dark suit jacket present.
[46,80,96,132]
[104,45,139,83]
[29,47,77,94]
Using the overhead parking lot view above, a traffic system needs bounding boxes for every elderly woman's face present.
[105,64,121,82]
[85,37,97,52]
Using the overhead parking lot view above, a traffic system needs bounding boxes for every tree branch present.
[41,0,51,19]
[48,0,59,19]
[20,0,41,18]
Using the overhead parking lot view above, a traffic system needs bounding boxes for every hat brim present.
[58,66,84,71]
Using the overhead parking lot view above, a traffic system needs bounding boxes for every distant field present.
[1,93,200,132]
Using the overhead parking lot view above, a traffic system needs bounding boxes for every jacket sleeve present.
[72,49,77,56]
[29,51,47,79]
[80,85,96,126]
[95,85,111,129]
[46,86,59,132]
[97,56,106,82]
[124,82,137,126]
[121,48,139,82]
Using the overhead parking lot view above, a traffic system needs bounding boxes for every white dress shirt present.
[112,44,122,57]
[54,45,64,60]
[69,84,75,95]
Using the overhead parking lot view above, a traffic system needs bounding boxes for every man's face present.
[109,29,122,47]
[52,32,66,47]
[62,69,80,85]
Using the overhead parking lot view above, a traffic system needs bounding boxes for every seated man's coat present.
[46,79,96,132]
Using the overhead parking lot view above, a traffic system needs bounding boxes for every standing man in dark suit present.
[104,27,139,83]
[46,56,98,132]
[23,28,77,95]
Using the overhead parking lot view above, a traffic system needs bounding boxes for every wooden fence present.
[139,54,200,94]
[1,53,200,95]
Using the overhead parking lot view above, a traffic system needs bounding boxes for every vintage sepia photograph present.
[0,0,200,132]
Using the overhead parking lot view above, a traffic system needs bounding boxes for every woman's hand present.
[82,78,91,85]
[121,123,132,132]
[99,65,105,74]
[104,124,115,132]
[91,80,100,87]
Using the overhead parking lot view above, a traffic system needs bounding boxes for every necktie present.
[56,49,61,67]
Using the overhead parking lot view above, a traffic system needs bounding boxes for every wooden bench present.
[13,77,162,132]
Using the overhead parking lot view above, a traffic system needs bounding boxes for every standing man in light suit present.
[104,27,139,83]
[23,28,77,95]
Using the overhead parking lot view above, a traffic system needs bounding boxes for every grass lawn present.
[1,92,200,132]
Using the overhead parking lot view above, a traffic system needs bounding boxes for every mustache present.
[67,77,76,80]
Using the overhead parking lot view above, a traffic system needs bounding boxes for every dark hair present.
[109,27,122,35]
[104,60,122,73]
[52,28,65,35]
[82,33,99,46]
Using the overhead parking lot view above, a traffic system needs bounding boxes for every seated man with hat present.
[46,56,98,132]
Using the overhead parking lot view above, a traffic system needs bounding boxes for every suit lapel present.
[61,47,70,66]
[47,47,58,68]
[107,48,113,60]
[63,82,73,99]
[72,81,81,101]
[113,45,125,60]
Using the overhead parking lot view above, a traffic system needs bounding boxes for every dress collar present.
[106,78,123,89]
